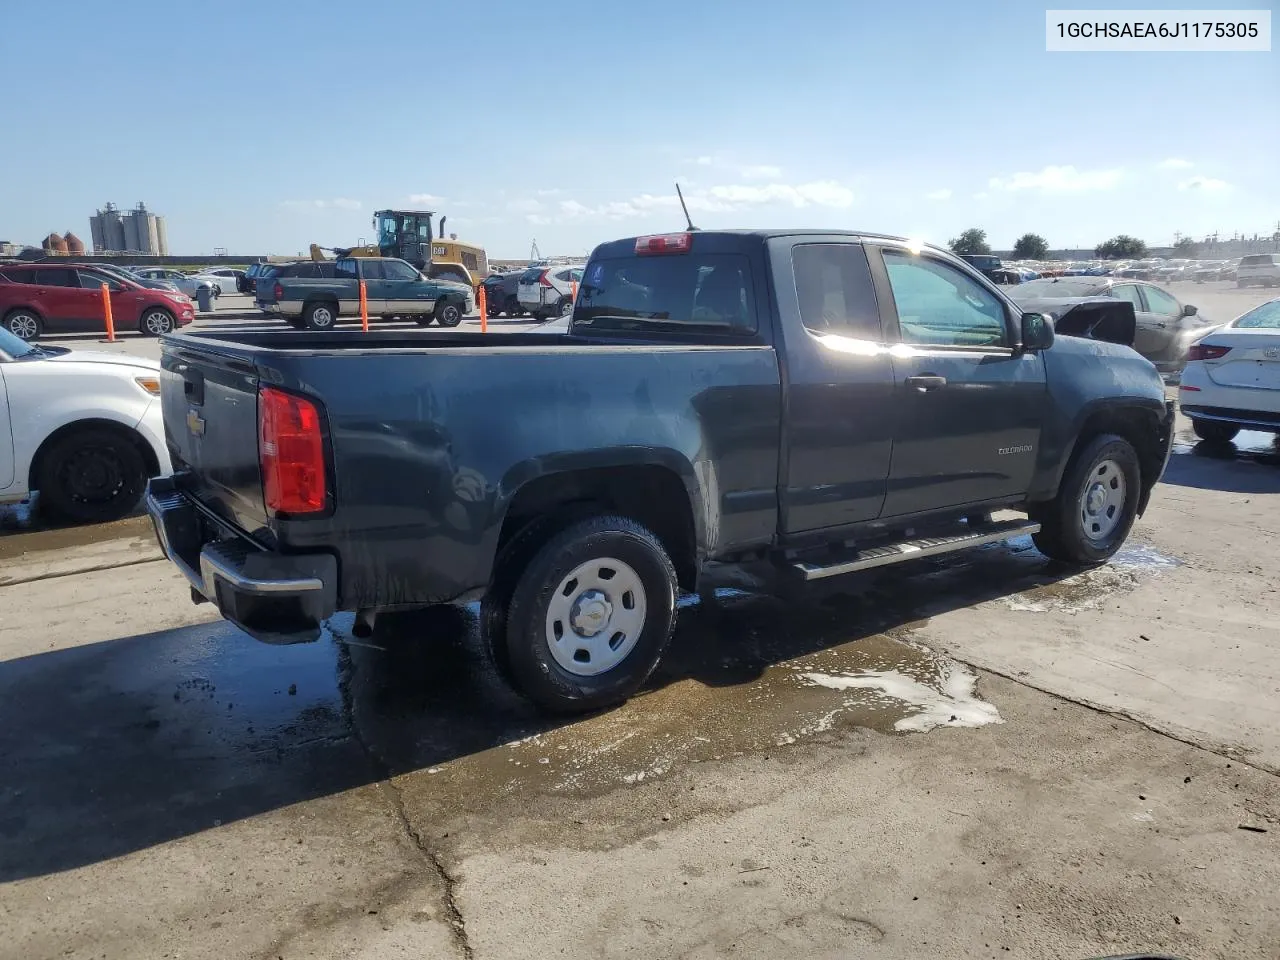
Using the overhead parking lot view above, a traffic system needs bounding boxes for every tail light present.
[259,386,327,515]
[538,270,553,287]
[1187,343,1230,361]
[273,282,283,300]
[635,233,693,255]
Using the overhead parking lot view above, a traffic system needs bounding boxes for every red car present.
[0,262,195,341]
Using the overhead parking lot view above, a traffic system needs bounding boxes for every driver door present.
[0,364,13,489]
[1109,282,1173,358]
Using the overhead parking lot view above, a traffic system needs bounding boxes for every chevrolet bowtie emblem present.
[186,408,206,436]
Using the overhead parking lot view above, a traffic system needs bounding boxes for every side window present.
[1109,284,1143,308]
[554,269,571,282]
[792,243,882,340]
[381,259,419,281]
[461,251,478,272]
[37,268,77,287]
[1141,285,1179,316]
[359,260,385,281]
[881,250,1008,348]
[335,259,358,279]
[77,270,120,290]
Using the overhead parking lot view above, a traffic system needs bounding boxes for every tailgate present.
[159,339,268,533]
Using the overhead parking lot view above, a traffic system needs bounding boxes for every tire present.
[486,514,678,713]
[558,297,573,317]
[305,301,338,330]
[1192,419,1239,443]
[36,428,149,524]
[433,300,463,327]
[1031,433,1141,565]
[139,307,176,336]
[3,309,43,341]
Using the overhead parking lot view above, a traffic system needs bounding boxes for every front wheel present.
[484,515,678,713]
[140,308,176,336]
[1031,433,1141,564]
[434,300,463,327]
[1192,419,1239,443]
[37,429,149,524]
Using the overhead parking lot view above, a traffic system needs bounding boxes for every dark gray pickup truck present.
[147,229,1174,713]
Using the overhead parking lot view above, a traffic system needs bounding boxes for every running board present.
[790,519,1041,581]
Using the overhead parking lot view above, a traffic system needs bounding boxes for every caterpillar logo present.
[998,444,1033,456]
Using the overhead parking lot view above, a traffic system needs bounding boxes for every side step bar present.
[791,519,1041,582]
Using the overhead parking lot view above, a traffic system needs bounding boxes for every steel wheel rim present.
[58,444,126,505]
[8,314,38,339]
[544,557,647,677]
[1079,458,1127,541]
[145,311,172,334]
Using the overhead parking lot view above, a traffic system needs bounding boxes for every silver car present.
[1008,276,1218,373]
[131,268,217,298]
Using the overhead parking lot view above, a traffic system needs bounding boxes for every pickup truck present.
[255,256,474,330]
[146,229,1175,714]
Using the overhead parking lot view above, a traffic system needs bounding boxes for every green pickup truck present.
[256,256,474,330]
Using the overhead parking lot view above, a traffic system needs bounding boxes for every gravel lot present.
[1,280,1278,960]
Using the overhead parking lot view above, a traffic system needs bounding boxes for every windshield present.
[0,326,40,358]
[1234,300,1280,329]
[1011,278,1099,298]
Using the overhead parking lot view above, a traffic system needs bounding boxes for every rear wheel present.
[37,428,149,524]
[3,309,43,341]
[1031,434,1141,564]
[305,301,338,330]
[484,515,678,713]
[140,308,175,336]
[1192,419,1239,443]
[434,300,463,327]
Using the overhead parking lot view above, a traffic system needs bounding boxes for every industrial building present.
[89,202,169,255]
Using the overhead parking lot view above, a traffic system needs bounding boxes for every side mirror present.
[1182,303,1198,317]
[1020,312,1055,352]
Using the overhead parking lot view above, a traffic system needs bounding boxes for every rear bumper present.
[146,477,338,644]
[1180,403,1280,433]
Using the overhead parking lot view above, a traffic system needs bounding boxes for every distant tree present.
[1173,237,1198,255]
[1095,235,1147,259]
[1012,233,1048,260]
[948,228,991,256]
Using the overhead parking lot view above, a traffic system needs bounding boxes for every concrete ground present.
[2,288,1279,959]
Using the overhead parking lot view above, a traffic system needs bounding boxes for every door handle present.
[905,375,947,392]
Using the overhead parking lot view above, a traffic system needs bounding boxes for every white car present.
[0,327,171,523]
[1236,254,1280,289]
[195,268,245,295]
[1179,297,1280,443]
[516,264,584,320]
[132,268,218,299]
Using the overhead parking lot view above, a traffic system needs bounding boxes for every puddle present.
[1172,427,1280,464]
[0,498,151,556]
[989,541,1180,614]
[801,662,1002,733]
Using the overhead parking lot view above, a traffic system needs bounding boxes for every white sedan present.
[0,327,171,523]
[1179,297,1280,443]
[132,268,218,299]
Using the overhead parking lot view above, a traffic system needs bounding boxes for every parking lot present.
[2,282,1279,960]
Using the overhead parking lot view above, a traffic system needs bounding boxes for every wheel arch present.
[491,458,703,592]
[1054,400,1169,516]
[29,417,160,493]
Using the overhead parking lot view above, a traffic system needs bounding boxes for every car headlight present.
[135,376,161,396]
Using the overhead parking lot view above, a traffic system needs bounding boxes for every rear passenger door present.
[867,244,1047,518]
[35,268,100,328]
[771,239,896,533]
[1109,282,1168,357]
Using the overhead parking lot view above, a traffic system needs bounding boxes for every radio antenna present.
[676,182,698,232]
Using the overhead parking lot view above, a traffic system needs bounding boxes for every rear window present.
[519,268,544,283]
[1240,255,1275,266]
[1234,301,1280,329]
[574,253,757,336]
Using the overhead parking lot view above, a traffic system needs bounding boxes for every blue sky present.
[1,1,1276,258]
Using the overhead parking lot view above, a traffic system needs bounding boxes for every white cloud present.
[279,198,362,211]
[709,181,856,209]
[1157,158,1194,170]
[925,188,952,201]
[695,156,714,166]
[972,192,991,201]
[988,165,1123,193]
[1178,176,1229,193]
[739,164,783,180]
[535,188,563,197]
[507,198,544,214]
[408,193,445,205]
